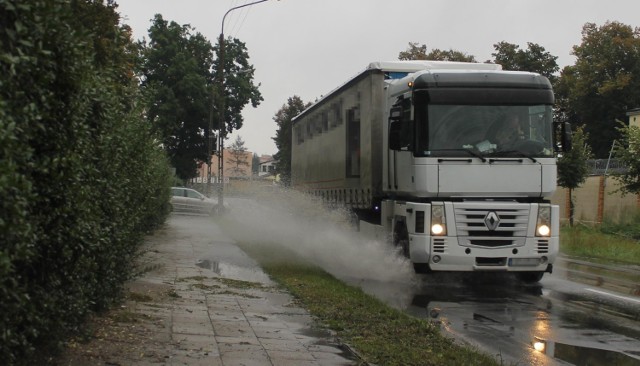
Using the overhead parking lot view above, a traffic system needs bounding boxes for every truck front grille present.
[454,202,530,248]
[469,239,515,247]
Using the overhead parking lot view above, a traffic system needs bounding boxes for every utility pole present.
[216,0,270,212]
[207,92,214,197]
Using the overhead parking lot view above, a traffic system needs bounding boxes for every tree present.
[213,37,263,136]
[556,21,640,158]
[138,16,262,181]
[557,126,592,226]
[612,122,640,195]
[138,15,214,180]
[272,96,310,186]
[398,42,476,62]
[491,41,559,82]
[227,135,250,177]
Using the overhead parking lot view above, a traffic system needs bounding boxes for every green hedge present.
[0,1,172,363]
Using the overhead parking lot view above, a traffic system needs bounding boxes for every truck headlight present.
[536,205,551,237]
[431,204,447,236]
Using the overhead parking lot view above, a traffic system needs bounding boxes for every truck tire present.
[516,271,544,283]
[393,219,410,258]
[413,263,431,274]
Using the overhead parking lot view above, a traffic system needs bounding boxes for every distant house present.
[259,155,276,177]
[627,108,640,128]
[196,148,253,182]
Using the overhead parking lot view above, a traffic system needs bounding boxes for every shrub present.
[0,1,172,363]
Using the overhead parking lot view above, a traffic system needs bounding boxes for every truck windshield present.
[415,104,554,159]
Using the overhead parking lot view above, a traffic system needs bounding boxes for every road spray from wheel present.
[221,186,419,307]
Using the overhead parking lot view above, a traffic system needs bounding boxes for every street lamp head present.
[221,0,271,34]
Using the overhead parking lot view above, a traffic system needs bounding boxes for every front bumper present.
[409,234,558,272]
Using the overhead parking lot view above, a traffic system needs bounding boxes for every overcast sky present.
[116,0,640,156]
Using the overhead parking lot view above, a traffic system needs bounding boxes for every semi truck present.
[290,61,571,282]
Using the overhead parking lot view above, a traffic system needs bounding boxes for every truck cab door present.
[388,96,414,193]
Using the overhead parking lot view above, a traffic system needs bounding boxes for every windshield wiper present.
[430,149,487,162]
[489,150,537,163]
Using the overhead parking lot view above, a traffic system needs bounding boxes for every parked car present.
[171,187,216,215]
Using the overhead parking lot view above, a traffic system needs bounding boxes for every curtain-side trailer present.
[291,61,571,282]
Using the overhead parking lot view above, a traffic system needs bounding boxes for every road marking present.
[585,288,640,304]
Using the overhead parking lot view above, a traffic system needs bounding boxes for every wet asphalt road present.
[214,196,640,366]
[351,268,640,366]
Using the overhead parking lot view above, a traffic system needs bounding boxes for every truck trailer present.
[290,61,571,282]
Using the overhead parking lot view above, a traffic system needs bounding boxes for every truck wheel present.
[413,263,431,274]
[516,272,544,283]
[393,220,410,258]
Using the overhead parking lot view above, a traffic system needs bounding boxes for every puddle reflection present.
[395,273,640,366]
[195,259,272,284]
[195,259,220,273]
[534,339,640,365]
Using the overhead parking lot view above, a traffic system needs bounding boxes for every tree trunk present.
[569,188,574,227]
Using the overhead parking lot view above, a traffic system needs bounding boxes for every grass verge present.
[560,224,640,264]
[237,244,499,366]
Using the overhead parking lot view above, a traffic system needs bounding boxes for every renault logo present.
[484,211,500,231]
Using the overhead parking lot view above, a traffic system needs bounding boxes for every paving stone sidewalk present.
[60,214,357,366]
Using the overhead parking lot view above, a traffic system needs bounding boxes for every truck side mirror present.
[554,121,573,152]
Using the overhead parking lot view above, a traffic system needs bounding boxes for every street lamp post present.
[215,0,270,212]
[207,99,214,197]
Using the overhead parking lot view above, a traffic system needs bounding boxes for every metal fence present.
[587,159,627,176]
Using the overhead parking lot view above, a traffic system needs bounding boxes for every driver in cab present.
[494,113,524,148]
[475,112,524,152]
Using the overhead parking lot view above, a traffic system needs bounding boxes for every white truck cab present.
[291,61,571,282]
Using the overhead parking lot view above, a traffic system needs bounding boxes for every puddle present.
[195,259,273,285]
[534,339,640,365]
[405,278,640,366]
[196,259,220,273]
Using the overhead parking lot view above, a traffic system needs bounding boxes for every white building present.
[259,155,276,177]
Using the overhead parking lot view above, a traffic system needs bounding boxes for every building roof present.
[626,108,640,116]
